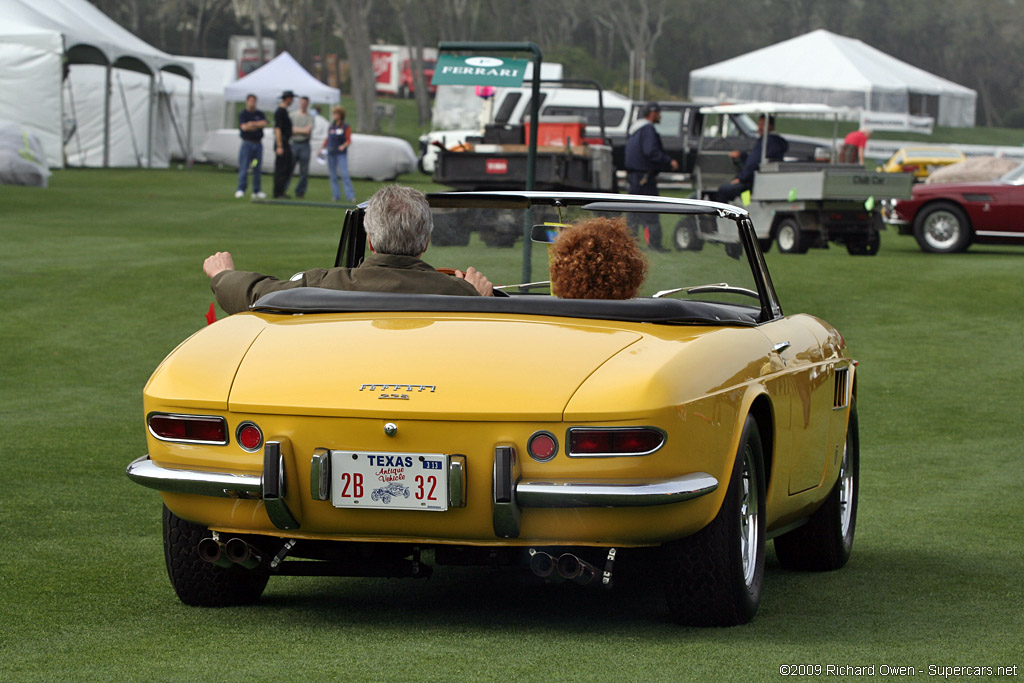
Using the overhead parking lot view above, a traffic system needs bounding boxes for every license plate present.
[330,451,448,511]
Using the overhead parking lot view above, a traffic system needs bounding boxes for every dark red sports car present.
[884,162,1024,253]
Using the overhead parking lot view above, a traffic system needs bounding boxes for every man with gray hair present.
[203,185,492,315]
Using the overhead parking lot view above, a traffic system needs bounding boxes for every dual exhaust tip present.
[198,537,262,570]
[528,549,597,585]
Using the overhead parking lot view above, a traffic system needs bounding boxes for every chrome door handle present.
[772,341,791,354]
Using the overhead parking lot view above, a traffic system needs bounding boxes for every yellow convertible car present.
[878,146,966,180]
[127,192,859,626]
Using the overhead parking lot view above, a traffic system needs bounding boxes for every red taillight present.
[237,422,263,451]
[568,428,665,457]
[148,414,227,444]
[527,431,558,462]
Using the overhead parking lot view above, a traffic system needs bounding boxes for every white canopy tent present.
[223,51,340,108]
[0,0,193,168]
[688,29,977,128]
[162,57,237,163]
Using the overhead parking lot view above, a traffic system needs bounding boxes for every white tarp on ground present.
[689,29,977,128]
[0,120,51,186]
[0,0,193,168]
[224,51,339,106]
[201,116,416,182]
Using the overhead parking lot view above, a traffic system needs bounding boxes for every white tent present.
[224,51,340,107]
[0,0,193,168]
[163,57,237,162]
[688,29,977,128]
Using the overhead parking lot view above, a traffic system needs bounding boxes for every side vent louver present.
[834,367,850,410]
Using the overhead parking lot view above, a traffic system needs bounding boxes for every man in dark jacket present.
[204,185,493,314]
[624,102,678,251]
[714,114,788,203]
[272,90,295,198]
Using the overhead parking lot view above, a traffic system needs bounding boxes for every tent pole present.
[103,64,112,167]
[147,72,155,168]
[186,75,194,169]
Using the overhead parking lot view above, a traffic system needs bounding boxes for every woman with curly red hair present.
[549,217,648,299]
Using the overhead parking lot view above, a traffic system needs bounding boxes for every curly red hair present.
[549,217,648,299]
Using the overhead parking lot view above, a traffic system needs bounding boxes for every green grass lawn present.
[1,166,1022,680]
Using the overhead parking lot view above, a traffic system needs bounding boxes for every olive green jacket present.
[211,253,478,314]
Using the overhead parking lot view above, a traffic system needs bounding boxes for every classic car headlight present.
[147,413,228,445]
[567,427,665,457]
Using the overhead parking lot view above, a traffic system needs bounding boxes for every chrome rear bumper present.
[128,448,718,537]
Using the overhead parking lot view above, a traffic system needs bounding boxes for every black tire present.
[774,398,859,571]
[758,238,772,253]
[845,230,881,256]
[663,415,766,626]
[673,218,704,251]
[913,201,972,253]
[163,506,270,607]
[775,218,808,254]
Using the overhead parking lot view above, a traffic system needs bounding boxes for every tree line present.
[90,0,1024,131]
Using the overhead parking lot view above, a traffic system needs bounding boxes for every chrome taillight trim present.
[565,426,667,458]
[146,412,229,446]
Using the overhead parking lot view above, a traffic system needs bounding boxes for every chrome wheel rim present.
[922,210,961,250]
[739,447,760,586]
[674,224,692,249]
[838,438,854,539]
[777,225,795,251]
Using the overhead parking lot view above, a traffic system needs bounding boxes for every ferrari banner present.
[431,55,530,87]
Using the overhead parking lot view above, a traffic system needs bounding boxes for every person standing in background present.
[272,90,295,199]
[841,127,872,164]
[320,105,356,203]
[289,96,314,199]
[624,102,678,251]
[235,94,267,199]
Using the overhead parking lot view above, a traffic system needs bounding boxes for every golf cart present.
[688,103,914,255]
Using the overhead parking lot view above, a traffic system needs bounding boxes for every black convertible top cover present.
[250,288,759,326]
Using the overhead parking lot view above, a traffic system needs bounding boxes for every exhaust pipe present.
[224,537,263,570]
[197,538,233,568]
[556,553,597,585]
[528,549,561,581]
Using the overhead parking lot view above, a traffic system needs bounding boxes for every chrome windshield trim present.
[126,455,261,498]
[515,472,718,508]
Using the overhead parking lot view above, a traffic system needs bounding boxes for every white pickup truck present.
[419,84,633,174]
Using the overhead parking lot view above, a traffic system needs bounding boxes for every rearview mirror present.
[530,223,571,244]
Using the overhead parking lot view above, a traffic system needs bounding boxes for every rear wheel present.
[163,506,270,606]
[663,415,766,626]
[774,398,859,570]
[913,202,971,253]
[776,218,808,254]
[845,230,881,256]
[673,218,704,251]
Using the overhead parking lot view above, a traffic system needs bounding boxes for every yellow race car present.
[127,192,859,626]
[878,146,966,179]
